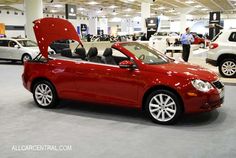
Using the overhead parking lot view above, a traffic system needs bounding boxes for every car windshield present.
[17,40,37,47]
[121,43,170,65]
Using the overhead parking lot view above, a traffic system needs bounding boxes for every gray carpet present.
[0,61,236,158]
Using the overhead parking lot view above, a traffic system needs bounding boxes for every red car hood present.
[148,61,218,82]
[33,18,83,58]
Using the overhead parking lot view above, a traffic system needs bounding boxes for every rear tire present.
[145,89,183,125]
[33,80,58,108]
[21,54,32,63]
[219,58,236,78]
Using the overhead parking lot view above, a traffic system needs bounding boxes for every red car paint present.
[22,18,223,114]
[192,34,204,44]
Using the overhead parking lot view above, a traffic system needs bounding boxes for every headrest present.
[103,48,113,57]
[61,48,72,58]
[75,48,86,59]
[87,47,98,58]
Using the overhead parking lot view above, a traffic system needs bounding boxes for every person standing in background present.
[180,27,194,62]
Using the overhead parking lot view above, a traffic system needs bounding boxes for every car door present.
[6,40,22,60]
[0,40,10,59]
[74,61,141,107]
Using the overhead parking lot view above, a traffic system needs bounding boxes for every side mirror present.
[119,60,136,69]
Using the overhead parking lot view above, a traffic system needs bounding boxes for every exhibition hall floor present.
[0,58,236,158]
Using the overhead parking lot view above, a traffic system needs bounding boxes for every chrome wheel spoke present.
[166,108,175,113]
[150,103,160,108]
[165,102,175,107]
[165,110,172,118]
[161,111,165,121]
[153,96,161,105]
[150,107,160,113]
[159,94,164,104]
[164,96,171,105]
[156,110,162,119]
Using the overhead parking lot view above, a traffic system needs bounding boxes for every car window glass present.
[229,32,236,42]
[17,40,37,47]
[122,43,169,65]
[0,40,10,47]
[8,41,17,47]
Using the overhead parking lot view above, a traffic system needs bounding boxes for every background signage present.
[146,18,158,28]
[81,24,87,32]
[65,4,77,19]
[209,11,221,40]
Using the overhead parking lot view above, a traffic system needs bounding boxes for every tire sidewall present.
[145,89,182,125]
[33,80,57,108]
[219,58,236,78]
[21,54,32,63]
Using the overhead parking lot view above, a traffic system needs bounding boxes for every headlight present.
[191,79,213,92]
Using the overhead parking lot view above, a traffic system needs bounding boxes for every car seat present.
[87,47,102,63]
[102,48,116,65]
[61,48,72,58]
[74,48,86,60]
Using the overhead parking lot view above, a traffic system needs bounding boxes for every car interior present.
[56,46,129,66]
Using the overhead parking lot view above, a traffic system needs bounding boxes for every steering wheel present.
[138,54,145,60]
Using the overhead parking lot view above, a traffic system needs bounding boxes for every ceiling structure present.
[0,0,236,18]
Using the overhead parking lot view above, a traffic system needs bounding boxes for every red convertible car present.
[22,18,224,124]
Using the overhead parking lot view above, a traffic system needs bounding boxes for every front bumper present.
[206,58,218,66]
[183,81,224,114]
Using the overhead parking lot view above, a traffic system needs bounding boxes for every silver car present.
[0,38,53,63]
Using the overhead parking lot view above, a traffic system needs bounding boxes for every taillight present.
[209,43,218,49]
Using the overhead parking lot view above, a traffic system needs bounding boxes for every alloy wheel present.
[34,83,53,107]
[221,60,236,77]
[149,94,177,122]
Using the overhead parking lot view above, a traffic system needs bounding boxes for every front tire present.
[145,90,182,125]
[33,80,58,108]
[219,58,236,78]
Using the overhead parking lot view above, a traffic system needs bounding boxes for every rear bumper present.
[206,58,218,66]
[22,73,31,92]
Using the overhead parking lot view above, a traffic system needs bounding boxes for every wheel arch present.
[30,77,56,93]
[142,85,184,112]
[217,53,236,65]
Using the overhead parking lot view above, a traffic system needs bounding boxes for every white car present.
[0,38,54,63]
[149,32,180,53]
[206,29,236,78]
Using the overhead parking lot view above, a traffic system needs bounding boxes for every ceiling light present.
[124,14,130,17]
[112,12,118,15]
[126,0,135,2]
[77,7,85,11]
[201,8,208,11]
[125,8,132,12]
[54,4,63,8]
[185,0,194,4]
[194,5,202,8]
[87,1,99,5]
[157,6,165,10]
[109,5,117,9]
[50,10,57,13]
